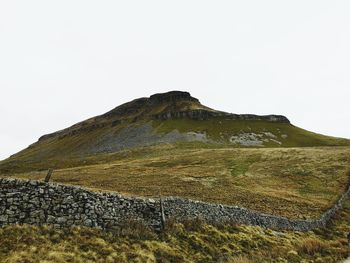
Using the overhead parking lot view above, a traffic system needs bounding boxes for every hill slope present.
[6,145,350,219]
[1,91,350,263]
[0,91,349,174]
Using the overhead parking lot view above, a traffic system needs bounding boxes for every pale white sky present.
[0,1,349,160]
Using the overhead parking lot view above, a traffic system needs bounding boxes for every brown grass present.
[0,198,350,262]
[296,237,328,255]
[228,256,254,263]
[3,145,350,219]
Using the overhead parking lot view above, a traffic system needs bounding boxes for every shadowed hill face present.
[37,91,213,142]
[37,91,289,142]
[0,91,350,174]
[103,91,203,119]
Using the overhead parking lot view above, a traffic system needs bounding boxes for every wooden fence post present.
[45,169,53,183]
[160,197,166,231]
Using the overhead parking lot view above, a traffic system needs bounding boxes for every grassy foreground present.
[5,145,350,219]
[1,198,350,263]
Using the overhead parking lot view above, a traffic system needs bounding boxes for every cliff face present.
[149,91,199,104]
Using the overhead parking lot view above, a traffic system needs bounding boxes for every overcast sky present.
[0,1,349,160]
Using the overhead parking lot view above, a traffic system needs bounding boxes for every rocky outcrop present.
[152,109,223,120]
[149,91,200,104]
[83,123,208,154]
[153,110,290,123]
[227,114,290,123]
[104,91,200,119]
[0,178,349,232]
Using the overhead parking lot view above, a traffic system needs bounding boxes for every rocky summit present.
[149,91,200,104]
[101,91,289,122]
[102,91,213,121]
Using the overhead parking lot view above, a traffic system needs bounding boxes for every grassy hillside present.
[3,145,350,219]
[0,198,349,262]
[1,117,350,174]
[2,91,349,172]
[154,117,350,147]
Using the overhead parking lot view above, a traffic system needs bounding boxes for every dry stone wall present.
[0,178,161,230]
[0,178,349,232]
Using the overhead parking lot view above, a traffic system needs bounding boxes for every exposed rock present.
[264,132,277,138]
[226,114,290,123]
[83,123,209,154]
[152,109,223,120]
[230,132,282,146]
[149,91,199,104]
[230,133,264,146]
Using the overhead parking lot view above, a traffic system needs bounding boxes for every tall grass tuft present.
[296,237,328,255]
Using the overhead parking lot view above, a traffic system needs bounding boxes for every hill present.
[1,91,349,174]
[0,91,349,220]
